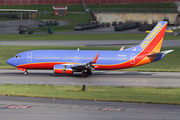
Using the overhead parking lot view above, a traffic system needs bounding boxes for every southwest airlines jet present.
[7,21,173,76]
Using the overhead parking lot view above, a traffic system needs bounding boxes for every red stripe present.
[141,23,167,53]
[17,24,166,71]
[92,53,99,64]
[95,23,167,70]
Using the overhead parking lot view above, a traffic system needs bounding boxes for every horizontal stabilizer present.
[147,53,163,57]
[147,50,174,57]
[161,50,174,55]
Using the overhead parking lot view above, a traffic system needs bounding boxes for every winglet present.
[119,46,124,51]
[90,53,99,64]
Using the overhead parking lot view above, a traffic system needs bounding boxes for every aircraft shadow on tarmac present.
[1,71,154,78]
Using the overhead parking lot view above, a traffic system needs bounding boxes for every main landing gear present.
[82,69,92,76]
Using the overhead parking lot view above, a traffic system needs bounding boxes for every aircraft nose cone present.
[7,58,15,66]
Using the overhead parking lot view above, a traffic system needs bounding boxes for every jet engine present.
[54,65,73,74]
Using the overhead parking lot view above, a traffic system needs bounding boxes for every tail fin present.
[138,21,168,53]
[124,21,168,53]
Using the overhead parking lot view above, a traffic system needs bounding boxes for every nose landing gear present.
[17,68,28,75]
[24,71,28,75]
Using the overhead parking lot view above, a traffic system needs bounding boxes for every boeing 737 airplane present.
[7,21,173,76]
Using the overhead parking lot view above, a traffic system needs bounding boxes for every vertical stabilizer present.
[138,21,168,53]
[124,21,168,53]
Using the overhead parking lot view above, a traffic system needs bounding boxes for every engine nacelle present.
[54,65,73,74]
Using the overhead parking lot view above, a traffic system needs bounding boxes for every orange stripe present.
[140,23,167,52]
[133,38,164,67]
[17,62,78,69]
[16,24,167,71]
[151,38,163,53]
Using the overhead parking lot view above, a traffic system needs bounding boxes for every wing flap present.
[71,63,87,70]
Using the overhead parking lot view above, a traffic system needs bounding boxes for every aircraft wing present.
[68,53,99,71]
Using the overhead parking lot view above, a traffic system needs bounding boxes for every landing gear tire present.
[24,71,28,75]
[82,70,92,77]
[82,72,87,76]
[87,70,92,76]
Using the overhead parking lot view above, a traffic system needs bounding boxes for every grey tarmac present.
[0,96,180,120]
[0,70,180,87]
[1,20,180,120]
[0,20,68,34]
[0,40,180,47]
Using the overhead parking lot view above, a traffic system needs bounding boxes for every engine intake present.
[54,65,73,74]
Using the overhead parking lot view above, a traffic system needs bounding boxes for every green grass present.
[0,33,180,41]
[0,5,84,12]
[0,3,176,13]
[86,3,176,9]
[0,33,179,41]
[1,84,180,105]
[36,13,93,32]
[1,45,179,72]
[124,47,180,72]
[0,19,18,22]
[173,29,180,32]
[88,3,177,13]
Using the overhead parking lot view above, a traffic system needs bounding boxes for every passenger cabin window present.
[15,55,21,58]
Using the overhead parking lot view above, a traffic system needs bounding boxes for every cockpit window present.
[15,55,21,58]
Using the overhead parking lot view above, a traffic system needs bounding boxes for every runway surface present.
[0,96,180,120]
[0,70,180,87]
[1,20,179,119]
[0,40,179,47]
